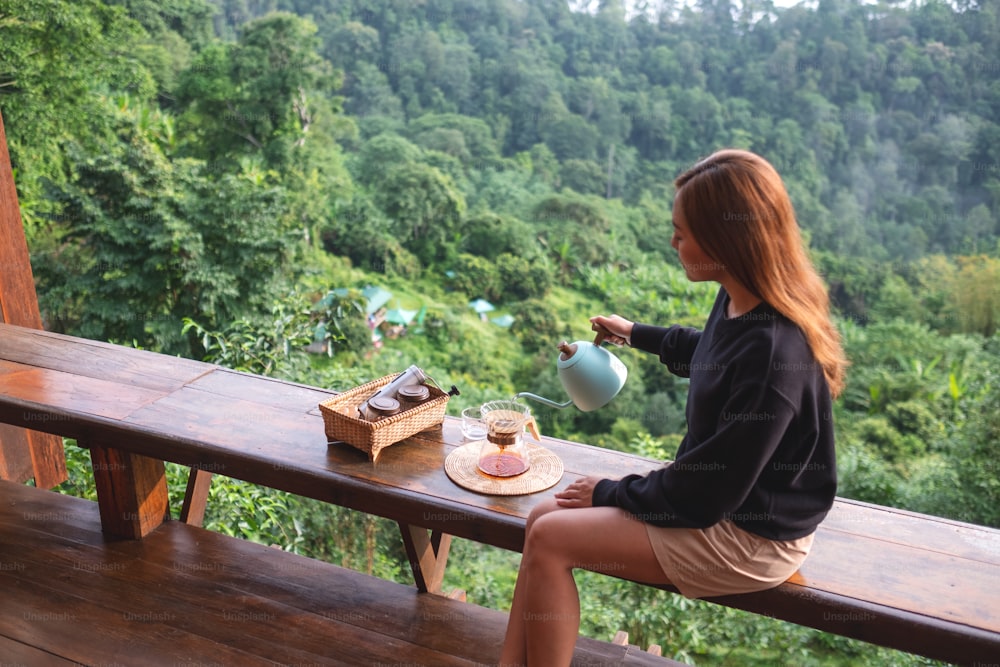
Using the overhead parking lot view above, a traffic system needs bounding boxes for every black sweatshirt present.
[592,288,837,541]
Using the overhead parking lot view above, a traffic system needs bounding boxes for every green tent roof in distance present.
[384,307,418,325]
[491,314,515,328]
[361,285,393,314]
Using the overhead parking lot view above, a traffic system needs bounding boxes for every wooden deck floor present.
[0,480,681,666]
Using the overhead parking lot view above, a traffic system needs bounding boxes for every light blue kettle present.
[515,329,628,412]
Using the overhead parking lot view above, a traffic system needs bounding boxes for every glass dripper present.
[477,400,540,478]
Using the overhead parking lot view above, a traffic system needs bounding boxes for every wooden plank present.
[0,111,43,328]
[184,366,336,411]
[0,363,167,422]
[0,116,67,488]
[0,481,189,667]
[0,570,286,667]
[0,485,100,532]
[26,427,66,489]
[87,442,169,539]
[704,578,1000,666]
[0,395,68,490]
[791,527,1000,633]
[824,497,1000,566]
[0,422,33,482]
[0,481,679,667]
[0,634,79,666]
[0,499,489,666]
[0,557,482,667]
[115,376,647,501]
[0,323,212,391]
[179,467,212,526]
[183,365,660,483]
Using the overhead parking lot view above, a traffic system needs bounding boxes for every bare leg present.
[500,498,561,666]
[499,499,672,666]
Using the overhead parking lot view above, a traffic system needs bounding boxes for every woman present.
[499,149,846,666]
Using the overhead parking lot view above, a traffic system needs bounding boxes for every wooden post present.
[0,109,67,489]
[180,468,214,527]
[87,441,170,539]
[398,522,453,594]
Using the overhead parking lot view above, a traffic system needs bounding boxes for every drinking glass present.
[461,406,488,441]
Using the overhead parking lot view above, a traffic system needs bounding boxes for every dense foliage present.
[3,0,997,664]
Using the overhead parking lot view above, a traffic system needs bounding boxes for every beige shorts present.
[644,519,813,599]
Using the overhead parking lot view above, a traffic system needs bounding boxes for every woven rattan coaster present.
[444,441,564,496]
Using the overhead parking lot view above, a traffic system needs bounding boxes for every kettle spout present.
[513,391,574,409]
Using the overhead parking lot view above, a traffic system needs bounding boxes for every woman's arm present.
[590,315,702,378]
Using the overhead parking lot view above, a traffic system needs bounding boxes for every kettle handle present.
[592,322,612,347]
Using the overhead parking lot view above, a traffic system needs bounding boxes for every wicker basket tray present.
[319,373,450,462]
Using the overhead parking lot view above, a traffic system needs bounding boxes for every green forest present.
[3,0,998,664]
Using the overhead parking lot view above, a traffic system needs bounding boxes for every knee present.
[522,509,570,563]
[519,512,579,580]
[525,496,562,534]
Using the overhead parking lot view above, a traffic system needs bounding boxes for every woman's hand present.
[590,314,634,347]
[554,475,603,508]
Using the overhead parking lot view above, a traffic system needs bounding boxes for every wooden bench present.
[0,479,680,666]
[0,323,998,666]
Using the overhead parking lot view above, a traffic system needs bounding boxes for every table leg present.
[398,522,453,594]
[180,468,213,527]
[86,441,169,539]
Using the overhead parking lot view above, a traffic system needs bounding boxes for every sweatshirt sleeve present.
[629,323,701,378]
[592,381,798,528]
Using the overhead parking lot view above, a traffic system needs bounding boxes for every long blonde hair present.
[674,149,847,397]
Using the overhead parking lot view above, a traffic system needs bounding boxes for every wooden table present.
[1,322,998,665]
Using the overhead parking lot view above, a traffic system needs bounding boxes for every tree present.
[0,0,155,231]
[460,212,535,261]
[320,196,421,277]
[510,299,565,353]
[560,159,606,195]
[321,20,381,72]
[176,12,338,168]
[947,255,1000,337]
[37,101,297,355]
[407,112,502,165]
[350,132,423,186]
[532,193,610,232]
[372,162,466,266]
[540,109,600,161]
[496,252,554,301]
[340,62,406,119]
[451,253,501,302]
